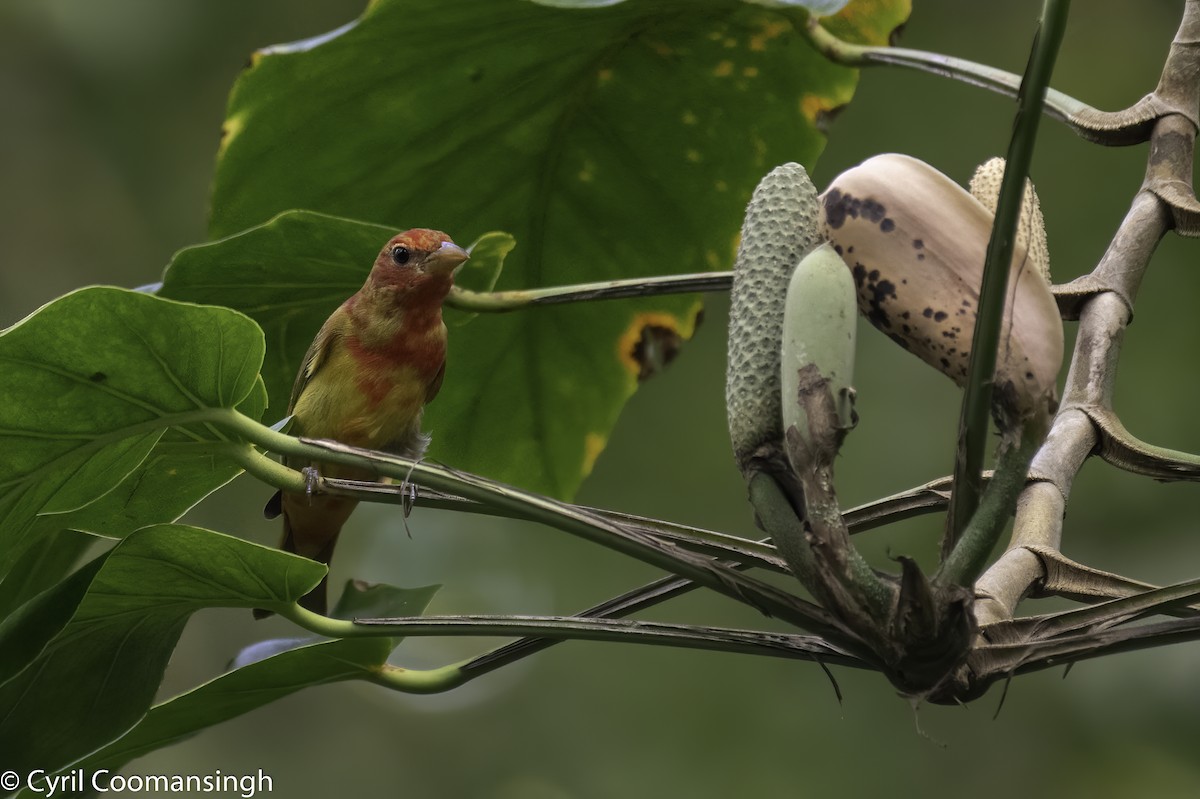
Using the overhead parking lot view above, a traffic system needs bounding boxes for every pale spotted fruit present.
[819,153,1062,423]
[727,162,824,473]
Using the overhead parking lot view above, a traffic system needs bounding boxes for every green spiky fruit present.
[727,163,823,472]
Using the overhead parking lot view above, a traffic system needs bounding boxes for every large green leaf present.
[15,584,440,797]
[0,530,95,620]
[0,525,326,778]
[0,287,265,580]
[194,0,908,498]
[39,639,398,793]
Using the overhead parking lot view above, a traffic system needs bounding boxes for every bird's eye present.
[390,245,411,265]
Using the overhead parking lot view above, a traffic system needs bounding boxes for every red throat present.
[344,314,447,406]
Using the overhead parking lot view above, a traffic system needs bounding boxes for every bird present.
[258,228,468,617]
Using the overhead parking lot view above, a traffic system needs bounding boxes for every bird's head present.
[365,229,469,299]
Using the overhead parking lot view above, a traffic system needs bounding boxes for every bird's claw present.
[401,481,417,519]
[302,466,321,501]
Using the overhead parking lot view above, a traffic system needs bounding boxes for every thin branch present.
[222,409,871,653]
[352,614,871,668]
[323,477,788,573]
[974,615,1200,682]
[447,272,732,311]
[988,574,1200,643]
[799,16,1160,146]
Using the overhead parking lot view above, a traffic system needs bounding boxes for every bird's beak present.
[426,241,470,277]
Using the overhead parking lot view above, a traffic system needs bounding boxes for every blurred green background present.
[4,1,1200,796]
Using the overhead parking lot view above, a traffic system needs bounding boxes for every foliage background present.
[2,1,1199,796]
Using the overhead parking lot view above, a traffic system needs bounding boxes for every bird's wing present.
[424,359,447,404]
[288,315,343,413]
[266,314,344,517]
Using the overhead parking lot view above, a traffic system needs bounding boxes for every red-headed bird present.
[261,229,468,617]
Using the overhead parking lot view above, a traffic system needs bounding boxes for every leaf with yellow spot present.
[581,432,609,479]
[179,0,908,500]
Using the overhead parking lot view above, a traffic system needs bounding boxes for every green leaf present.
[331,579,440,619]
[194,0,907,499]
[0,524,325,777]
[28,397,264,541]
[21,583,439,791]
[0,287,266,577]
[43,639,396,790]
[0,552,105,687]
[0,530,95,620]
[454,230,518,325]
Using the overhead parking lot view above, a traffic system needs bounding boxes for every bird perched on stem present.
[259,229,469,617]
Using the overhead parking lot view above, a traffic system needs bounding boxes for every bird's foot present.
[302,466,321,501]
[401,480,417,518]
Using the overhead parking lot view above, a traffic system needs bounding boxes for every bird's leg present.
[401,481,417,518]
[302,466,322,502]
[396,458,423,537]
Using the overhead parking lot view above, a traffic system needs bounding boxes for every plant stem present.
[800,16,1102,135]
[357,614,869,665]
[447,271,732,311]
[321,477,788,572]
[275,606,870,694]
[938,416,1044,587]
[944,0,1069,556]
[217,408,860,645]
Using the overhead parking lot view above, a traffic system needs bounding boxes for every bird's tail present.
[254,492,358,619]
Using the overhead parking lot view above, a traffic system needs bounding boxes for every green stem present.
[938,417,1044,587]
[945,0,1069,553]
[748,471,893,629]
[447,271,731,312]
[274,606,869,694]
[226,443,303,490]
[748,472,817,587]
[358,614,869,665]
[801,17,1089,128]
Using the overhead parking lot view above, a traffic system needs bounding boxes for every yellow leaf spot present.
[715,180,728,192]
[713,60,734,77]
[581,433,607,478]
[681,110,698,126]
[751,134,767,164]
[685,149,702,164]
[742,66,759,78]
[218,113,246,159]
[647,39,674,58]
[800,93,838,123]
[617,311,697,382]
[578,160,595,183]
[723,38,737,49]
[705,249,722,270]
[597,68,613,86]
[749,19,789,52]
